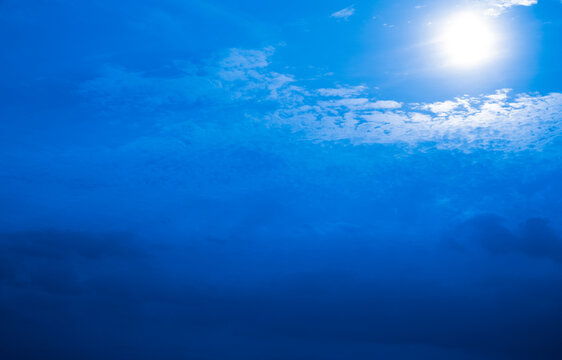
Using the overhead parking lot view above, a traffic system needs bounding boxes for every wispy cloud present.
[331,6,355,20]
[273,88,562,151]
[81,47,562,152]
[317,85,367,98]
[482,0,538,16]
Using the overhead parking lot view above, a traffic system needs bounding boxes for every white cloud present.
[370,100,403,109]
[503,0,537,5]
[217,47,275,81]
[268,77,562,151]
[423,100,463,115]
[331,6,355,20]
[81,47,562,152]
[483,0,538,16]
[317,85,367,97]
[287,91,562,151]
[79,47,290,112]
[216,47,297,100]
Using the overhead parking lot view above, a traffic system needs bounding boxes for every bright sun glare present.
[440,12,499,68]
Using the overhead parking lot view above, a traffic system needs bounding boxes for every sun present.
[439,12,499,68]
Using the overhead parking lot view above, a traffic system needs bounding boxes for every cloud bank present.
[81,47,562,152]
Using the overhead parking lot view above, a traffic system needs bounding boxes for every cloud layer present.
[82,47,562,152]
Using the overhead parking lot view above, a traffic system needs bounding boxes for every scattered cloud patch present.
[81,48,562,152]
[317,85,367,97]
[371,100,403,109]
[271,85,562,151]
[422,99,468,115]
[331,6,355,20]
[483,0,538,16]
[218,47,274,81]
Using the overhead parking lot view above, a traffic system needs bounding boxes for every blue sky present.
[1,1,562,359]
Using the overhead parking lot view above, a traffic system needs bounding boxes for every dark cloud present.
[455,214,518,255]
[0,229,143,261]
[451,214,562,263]
[520,218,562,262]
[2,226,562,359]
[0,229,145,294]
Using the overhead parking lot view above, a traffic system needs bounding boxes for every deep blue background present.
[1,1,562,359]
